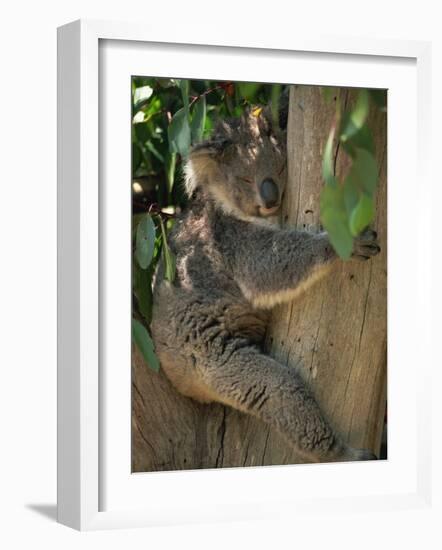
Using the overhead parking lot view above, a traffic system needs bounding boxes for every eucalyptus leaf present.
[168,107,191,157]
[348,148,378,194]
[166,152,177,195]
[180,80,190,116]
[132,143,142,173]
[159,217,176,283]
[369,89,387,109]
[340,89,370,141]
[145,140,164,163]
[320,185,353,260]
[238,83,260,102]
[341,124,375,157]
[133,263,153,324]
[322,127,336,186]
[133,85,153,111]
[343,177,359,217]
[132,318,160,372]
[135,214,156,270]
[191,96,206,143]
[349,194,374,236]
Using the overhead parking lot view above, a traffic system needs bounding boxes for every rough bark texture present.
[132,85,387,472]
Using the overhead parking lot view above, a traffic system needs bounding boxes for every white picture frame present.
[57,19,432,531]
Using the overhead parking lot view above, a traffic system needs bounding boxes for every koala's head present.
[184,107,287,223]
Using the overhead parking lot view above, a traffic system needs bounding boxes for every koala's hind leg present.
[201,346,376,463]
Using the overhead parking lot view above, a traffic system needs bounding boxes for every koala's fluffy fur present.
[151,107,380,463]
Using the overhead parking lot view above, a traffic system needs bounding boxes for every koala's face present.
[185,109,287,223]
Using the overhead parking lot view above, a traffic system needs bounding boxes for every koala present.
[151,107,380,463]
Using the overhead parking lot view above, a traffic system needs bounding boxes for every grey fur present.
[151,108,379,463]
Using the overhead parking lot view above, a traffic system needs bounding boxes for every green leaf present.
[135,214,156,269]
[349,194,374,236]
[369,89,387,109]
[191,96,206,143]
[343,177,359,217]
[132,319,160,372]
[132,143,142,172]
[133,263,153,324]
[166,152,177,195]
[238,82,260,102]
[180,80,190,116]
[341,124,374,157]
[133,85,153,111]
[322,127,336,186]
[168,107,191,157]
[320,185,353,260]
[145,140,164,163]
[159,217,176,283]
[348,148,378,194]
[157,78,175,89]
[340,89,370,141]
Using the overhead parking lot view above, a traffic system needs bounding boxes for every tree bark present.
[266,85,387,460]
[132,85,387,472]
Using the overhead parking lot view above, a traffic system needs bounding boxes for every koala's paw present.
[352,229,381,261]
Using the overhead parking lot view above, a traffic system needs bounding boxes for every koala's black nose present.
[259,178,279,209]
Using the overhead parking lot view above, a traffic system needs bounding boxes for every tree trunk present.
[132,85,387,472]
[266,85,387,460]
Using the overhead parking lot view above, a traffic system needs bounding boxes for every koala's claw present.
[352,229,381,261]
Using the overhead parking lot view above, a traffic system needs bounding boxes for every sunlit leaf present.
[349,194,374,236]
[166,152,177,195]
[132,319,160,372]
[340,89,370,141]
[132,111,145,124]
[135,214,156,269]
[322,127,336,186]
[133,85,153,111]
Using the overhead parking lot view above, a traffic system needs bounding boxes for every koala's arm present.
[227,223,379,308]
[228,224,335,308]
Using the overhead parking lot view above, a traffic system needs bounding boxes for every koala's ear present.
[255,106,273,135]
[184,139,231,197]
[253,88,290,134]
